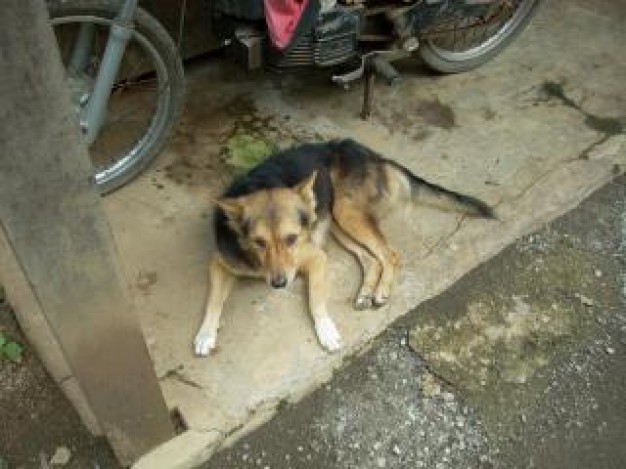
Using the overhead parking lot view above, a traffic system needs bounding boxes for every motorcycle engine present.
[214,0,361,70]
[269,7,361,68]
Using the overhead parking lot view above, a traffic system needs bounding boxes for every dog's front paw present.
[314,316,342,352]
[194,331,216,357]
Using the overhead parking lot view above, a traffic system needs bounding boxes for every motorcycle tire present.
[418,0,540,74]
[48,0,185,194]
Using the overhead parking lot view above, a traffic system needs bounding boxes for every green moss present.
[224,131,274,171]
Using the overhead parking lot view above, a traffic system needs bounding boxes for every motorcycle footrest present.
[331,64,365,86]
[370,56,401,86]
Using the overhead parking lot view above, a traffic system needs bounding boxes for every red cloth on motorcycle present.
[264,0,320,50]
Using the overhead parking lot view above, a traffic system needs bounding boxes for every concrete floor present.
[207,177,625,469]
[105,0,625,466]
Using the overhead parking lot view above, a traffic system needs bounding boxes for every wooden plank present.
[0,1,174,465]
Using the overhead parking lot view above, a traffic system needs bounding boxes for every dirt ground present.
[207,175,625,469]
[0,302,119,469]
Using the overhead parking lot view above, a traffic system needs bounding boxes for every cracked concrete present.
[91,0,626,466]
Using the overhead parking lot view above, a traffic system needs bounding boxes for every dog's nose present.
[270,275,287,289]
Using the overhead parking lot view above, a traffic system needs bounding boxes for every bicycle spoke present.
[427,0,525,54]
[113,75,159,93]
[104,80,169,127]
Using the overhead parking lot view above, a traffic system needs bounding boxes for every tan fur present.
[194,149,493,355]
[194,172,344,355]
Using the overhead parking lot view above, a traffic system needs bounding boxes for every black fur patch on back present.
[329,140,391,203]
[221,142,335,216]
[329,139,377,184]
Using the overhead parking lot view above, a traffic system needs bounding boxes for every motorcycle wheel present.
[418,0,540,74]
[48,0,185,194]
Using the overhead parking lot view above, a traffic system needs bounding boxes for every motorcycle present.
[48,0,539,194]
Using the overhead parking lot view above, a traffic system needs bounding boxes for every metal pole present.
[81,0,138,144]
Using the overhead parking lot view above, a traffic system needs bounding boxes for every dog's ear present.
[294,171,317,212]
[216,196,244,221]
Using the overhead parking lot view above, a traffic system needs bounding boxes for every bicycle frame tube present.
[80,0,138,145]
[68,23,96,75]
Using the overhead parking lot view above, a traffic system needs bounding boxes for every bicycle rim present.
[424,0,536,61]
[51,15,171,188]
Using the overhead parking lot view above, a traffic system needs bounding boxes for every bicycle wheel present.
[48,0,185,194]
[418,0,540,74]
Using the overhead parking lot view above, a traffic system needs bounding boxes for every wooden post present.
[0,1,174,465]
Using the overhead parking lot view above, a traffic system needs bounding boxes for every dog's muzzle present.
[270,275,288,289]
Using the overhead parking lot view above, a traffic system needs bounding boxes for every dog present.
[194,139,494,356]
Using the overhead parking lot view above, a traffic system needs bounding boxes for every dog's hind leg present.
[301,247,342,352]
[332,200,400,307]
[331,225,381,310]
[194,256,236,356]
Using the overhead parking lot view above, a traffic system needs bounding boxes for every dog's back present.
[196,139,495,356]
[221,142,335,215]
[214,139,494,268]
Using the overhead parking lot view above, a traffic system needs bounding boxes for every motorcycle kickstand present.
[361,55,401,120]
[360,64,375,120]
[332,52,405,121]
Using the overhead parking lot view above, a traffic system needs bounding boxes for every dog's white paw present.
[194,331,216,357]
[314,316,342,352]
[373,291,389,307]
[373,284,391,307]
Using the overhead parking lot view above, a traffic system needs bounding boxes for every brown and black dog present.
[194,139,494,355]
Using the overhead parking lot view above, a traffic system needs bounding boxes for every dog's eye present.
[253,238,266,249]
[298,210,309,227]
[284,234,298,247]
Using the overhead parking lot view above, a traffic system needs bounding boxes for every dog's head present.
[217,172,317,289]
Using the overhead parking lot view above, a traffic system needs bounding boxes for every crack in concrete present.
[421,129,620,263]
[495,165,558,209]
[420,161,567,260]
[421,155,599,260]
[494,129,623,212]
[422,215,466,260]
[160,366,204,390]
[419,111,617,260]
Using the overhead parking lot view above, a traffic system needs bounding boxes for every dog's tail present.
[385,160,496,219]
